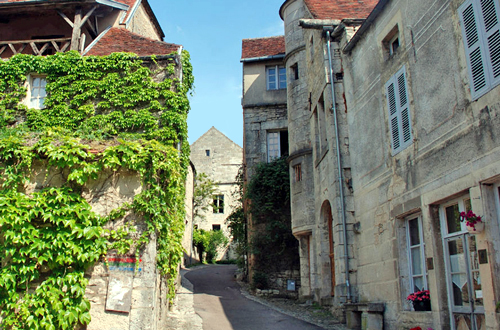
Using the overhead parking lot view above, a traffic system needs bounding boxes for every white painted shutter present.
[480,0,500,85]
[385,66,412,155]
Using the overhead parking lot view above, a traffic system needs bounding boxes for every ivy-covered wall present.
[0,51,193,329]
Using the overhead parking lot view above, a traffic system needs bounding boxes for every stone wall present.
[25,163,171,330]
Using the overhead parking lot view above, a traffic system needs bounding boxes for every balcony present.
[0,37,72,58]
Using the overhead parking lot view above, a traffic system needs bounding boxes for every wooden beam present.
[0,45,6,56]
[79,6,97,28]
[70,8,82,51]
[39,43,50,55]
[60,41,70,52]
[51,40,61,52]
[57,10,74,28]
[80,33,86,53]
[30,42,40,56]
[8,44,17,55]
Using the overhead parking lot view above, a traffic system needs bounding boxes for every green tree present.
[193,228,228,264]
[193,172,217,222]
[225,166,247,268]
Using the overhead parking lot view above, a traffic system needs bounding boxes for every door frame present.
[439,196,485,330]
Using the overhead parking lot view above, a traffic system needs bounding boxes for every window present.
[382,25,400,59]
[294,164,302,182]
[385,66,413,155]
[267,130,289,162]
[213,194,224,214]
[291,63,299,80]
[212,224,221,231]
[29,76,47,109]
[205,149,210,157]
[406,216,428,293]
[266,65,286,90]
[459,0,500,99]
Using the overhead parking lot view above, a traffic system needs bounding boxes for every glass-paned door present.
[441,197,485,330]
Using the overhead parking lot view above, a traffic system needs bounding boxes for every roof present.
[304,0,378,19]
[280,0,378,20]
[86,27,180,57]
[241,36,285,60]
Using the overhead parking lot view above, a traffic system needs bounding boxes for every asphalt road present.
[185,264,327,330]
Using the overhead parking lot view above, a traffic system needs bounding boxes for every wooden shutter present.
[458,0,500,99]
[385,66,412,155]
[480,0,500,85]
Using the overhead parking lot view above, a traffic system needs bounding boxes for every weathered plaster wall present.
[242,60,287,107]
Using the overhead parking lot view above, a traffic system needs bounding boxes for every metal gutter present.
[240,54,285,63]
[95,0,128,10]
[326,29,351,302]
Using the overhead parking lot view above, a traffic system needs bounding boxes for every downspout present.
[325,30,351,302]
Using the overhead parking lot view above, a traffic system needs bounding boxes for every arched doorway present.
[322,201,335,296]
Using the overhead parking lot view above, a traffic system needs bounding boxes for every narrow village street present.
[166,264,348,330]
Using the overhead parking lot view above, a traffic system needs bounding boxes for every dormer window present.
[383,25,400,59]
[28,75,47,109]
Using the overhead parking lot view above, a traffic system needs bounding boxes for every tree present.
[193,172,217,222]
[193,228,228,263]
[225,166,247,268]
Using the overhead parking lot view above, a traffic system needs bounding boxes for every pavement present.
[165,265,348,330]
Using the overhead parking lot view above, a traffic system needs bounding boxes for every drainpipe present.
[325,29,351,302]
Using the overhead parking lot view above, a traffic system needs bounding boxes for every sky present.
[148,0,286,147]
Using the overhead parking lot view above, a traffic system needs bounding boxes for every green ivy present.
[0,51,194,329]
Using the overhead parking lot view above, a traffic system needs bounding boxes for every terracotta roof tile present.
[304,0,378,20]
[86,27,180,57]
[241,36,285,60]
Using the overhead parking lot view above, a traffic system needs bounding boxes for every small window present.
[29,76,47,109]
[205,149,210,157]
[267,130,289,162]
[294,164,302,182]
[291,63,299,80]
[382,25,400,59]
[212,224,221,231]
[266,65,287,90]
[213,195,224,214]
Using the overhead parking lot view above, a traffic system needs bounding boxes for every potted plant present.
[407,290,431,311]
[460,210,484,233]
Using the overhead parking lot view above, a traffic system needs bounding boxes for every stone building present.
[276,0,500,329]
[0,1,193,329]
[190,127,243,261]
[241,36,303,294]
[241,36,289,181]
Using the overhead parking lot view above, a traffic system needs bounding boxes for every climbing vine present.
[245,157,299,287]
[0,51,193,329]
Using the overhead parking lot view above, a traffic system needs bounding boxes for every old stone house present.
[0,1,193,330]
[241,36,303,296]
[190,126,243,261]
[273,0,500,329]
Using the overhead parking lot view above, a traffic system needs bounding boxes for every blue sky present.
[149,0,286,147]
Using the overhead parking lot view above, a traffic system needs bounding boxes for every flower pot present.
[467,222,484,234]
[412,300,431,311]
